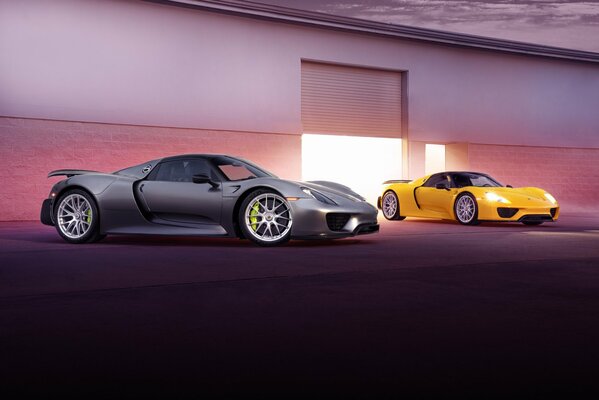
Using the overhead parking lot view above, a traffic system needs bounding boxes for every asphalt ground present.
[2,214,599,397]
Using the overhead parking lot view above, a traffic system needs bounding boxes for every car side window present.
[423,173,449,188]
[149,159,215,182]
[452,174,472,188]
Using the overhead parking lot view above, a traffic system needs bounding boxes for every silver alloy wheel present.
[456,195,476,223]
[382,192,398,219]
[57,194,93,239]
[244,193,292,242]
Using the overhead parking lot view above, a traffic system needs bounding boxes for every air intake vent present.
[326,213,351,231]
[519,215,554,223]
[550,208,557,217]
[497,208,519,218]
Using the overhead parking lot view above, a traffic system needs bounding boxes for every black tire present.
[381,190,406,221]
[454,192,480,225]
[238,189,292,247]
[53,189,105,244]
[522,221,543,226]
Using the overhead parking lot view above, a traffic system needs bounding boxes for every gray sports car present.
[40,154,379,246]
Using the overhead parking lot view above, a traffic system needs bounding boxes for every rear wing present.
[48,169,100,178]
[383,179,411,184]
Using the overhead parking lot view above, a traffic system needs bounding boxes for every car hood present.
[292,180,366,202]
[483,186,555,204]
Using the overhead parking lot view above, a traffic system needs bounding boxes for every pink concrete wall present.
[468,143,599,211]
[0,117,301,221]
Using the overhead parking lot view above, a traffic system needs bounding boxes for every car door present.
[415,173,455,217]
[137,158,223,226]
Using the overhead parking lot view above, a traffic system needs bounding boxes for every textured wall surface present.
[0,117,301,221]
[469,143,599,211]
[1,0,598,147]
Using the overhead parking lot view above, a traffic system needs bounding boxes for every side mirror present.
[435,183,449,190]
[506,185,513,188]
[193,174,219,188]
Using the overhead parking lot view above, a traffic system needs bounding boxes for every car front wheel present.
[454,193,479,225]
[239,189,293,246]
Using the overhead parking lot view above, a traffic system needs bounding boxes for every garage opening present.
[425,144,446,175]
[300,61,404,205]
[302,134,402,205]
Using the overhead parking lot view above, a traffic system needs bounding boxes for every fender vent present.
[326,213,351,231]
[497,208,519,218]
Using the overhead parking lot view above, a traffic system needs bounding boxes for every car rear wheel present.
[239,189,293,246]
[454,193,479,225]
[381,190,405,221]
[54,189,105,243]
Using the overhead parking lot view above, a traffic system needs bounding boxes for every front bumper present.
[40,198,54,226]
[289,198,379,239]
[478,204,559,222]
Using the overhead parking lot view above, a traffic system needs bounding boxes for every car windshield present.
[212,156,275,181]
[452,173,502,188]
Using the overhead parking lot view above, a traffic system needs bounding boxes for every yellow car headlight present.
[544,192,557,204]
[485,192,511,204]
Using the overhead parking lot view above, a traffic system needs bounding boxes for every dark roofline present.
[146,0,599,64]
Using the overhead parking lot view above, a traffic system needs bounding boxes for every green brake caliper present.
[249,202,260,231]
[86,209,92,223]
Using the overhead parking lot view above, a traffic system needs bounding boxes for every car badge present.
[142,165,152,174]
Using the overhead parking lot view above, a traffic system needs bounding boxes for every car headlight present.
[485,192,511,204]
[544,192,557,204]
[301,188,337,205]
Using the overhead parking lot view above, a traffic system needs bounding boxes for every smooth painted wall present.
[1,0,599,148]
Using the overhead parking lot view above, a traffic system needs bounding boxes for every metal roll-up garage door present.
[301,61,403,137]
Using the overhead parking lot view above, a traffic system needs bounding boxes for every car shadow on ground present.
[395,218,559,229]
[24,233,368,248]
[101,235,367,248]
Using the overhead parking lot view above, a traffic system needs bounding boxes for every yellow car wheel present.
[454,193,479,225]
[382,190,405,221]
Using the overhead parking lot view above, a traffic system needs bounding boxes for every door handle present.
[139,183,144,192]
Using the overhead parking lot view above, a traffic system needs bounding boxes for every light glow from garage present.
[425,144,446,175]
[302,134,402,205]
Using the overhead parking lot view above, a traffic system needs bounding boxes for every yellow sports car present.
[378,171,559,225]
